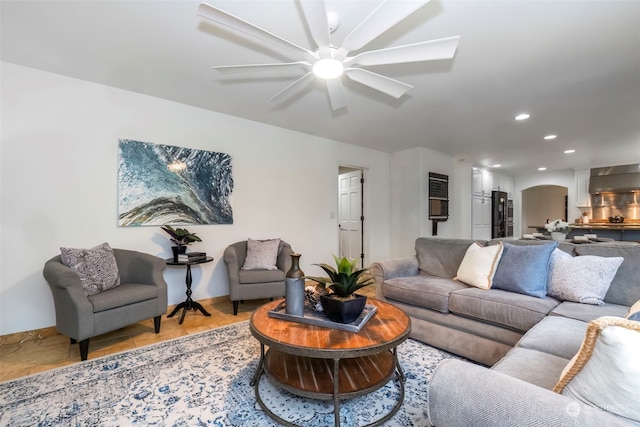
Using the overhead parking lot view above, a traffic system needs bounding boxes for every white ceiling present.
[2,0,639,176]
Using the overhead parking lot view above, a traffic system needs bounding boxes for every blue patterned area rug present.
[0,321,458,426]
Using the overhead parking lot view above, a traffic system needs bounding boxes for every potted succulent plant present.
[161,224,202,261]
[307,255,375,323]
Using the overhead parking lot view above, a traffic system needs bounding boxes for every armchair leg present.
[233,300,239,316]
[79,338,90,361]
[154,315,161,333]
[70,338,77,344]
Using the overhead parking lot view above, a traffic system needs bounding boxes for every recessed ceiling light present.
[493,164,501,168]
[515,113,530,121]
[538,167,547,171]
[544,134,557,140]
[564,149,576,154]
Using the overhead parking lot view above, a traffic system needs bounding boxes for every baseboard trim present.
[0,295,235,345]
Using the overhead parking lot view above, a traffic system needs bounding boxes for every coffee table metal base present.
[250,343,406,427]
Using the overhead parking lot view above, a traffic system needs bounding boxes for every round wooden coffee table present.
[249,298,411,427]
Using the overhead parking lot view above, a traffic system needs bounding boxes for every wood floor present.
[0,286,376,383]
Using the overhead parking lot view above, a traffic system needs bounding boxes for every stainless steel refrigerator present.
[492,191,508,238]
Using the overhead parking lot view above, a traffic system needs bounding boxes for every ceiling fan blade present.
[299,0,331,58]
[198,2,316,62]
[345,36,460,67]
[345,68,412,99]
[268,72,315,105]
[325,78,348,111]
[336,0,431,60]
[211,61,311,74]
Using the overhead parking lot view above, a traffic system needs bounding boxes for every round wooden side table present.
[249,298,411,427]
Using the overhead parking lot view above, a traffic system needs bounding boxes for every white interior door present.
[338,170,363,265]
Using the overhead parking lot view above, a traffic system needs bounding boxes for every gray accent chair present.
[43,249,168,361]
[223,240,294,315]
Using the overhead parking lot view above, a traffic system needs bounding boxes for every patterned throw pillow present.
[548,254,623,305]
[60,242,121,296]
[554,316,640,423]
[241,238,281,271]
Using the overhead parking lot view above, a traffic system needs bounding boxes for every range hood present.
[589,164,640,193]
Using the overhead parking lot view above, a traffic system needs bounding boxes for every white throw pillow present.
[454,242,503,289]
[548,254,623,305]
[241,238,281,271]
[554,316,640,423]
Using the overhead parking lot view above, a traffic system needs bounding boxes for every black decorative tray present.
[268,302,377,333]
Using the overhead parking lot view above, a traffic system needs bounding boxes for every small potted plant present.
[307,255,375,323]
[161,224,202,261]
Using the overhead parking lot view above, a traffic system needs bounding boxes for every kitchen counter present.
[570,223,640,230]
[568,222,640,241]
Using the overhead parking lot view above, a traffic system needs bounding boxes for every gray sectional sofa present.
[370,237,640,426]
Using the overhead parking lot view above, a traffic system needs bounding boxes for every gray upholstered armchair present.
[223,240,294,315]
[43,249,168,360]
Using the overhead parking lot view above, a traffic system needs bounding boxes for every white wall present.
[389,147,457,257]
[0,62,391,335]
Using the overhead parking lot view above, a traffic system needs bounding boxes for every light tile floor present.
[0,286,376,382]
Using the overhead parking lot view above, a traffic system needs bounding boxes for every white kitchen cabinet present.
[491,171,515,198]
[575,169,591,207]
[472,194,492,240]
[472,168,493,196]
[482,170,493,195]
[472,169,483,195]
[492,173,504,192]
[505,177,515,199]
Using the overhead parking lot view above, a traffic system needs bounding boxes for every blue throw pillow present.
[493,242,558,298]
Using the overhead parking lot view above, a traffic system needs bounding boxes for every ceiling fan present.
[197,0,460,111]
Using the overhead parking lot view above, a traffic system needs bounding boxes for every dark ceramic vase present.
[320,294,367,324]
[171,245,187,262]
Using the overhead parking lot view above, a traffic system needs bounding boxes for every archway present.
[521,185,568,233]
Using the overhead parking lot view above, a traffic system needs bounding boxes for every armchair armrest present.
[223,244,242,289]
[113,249,167,287]
[428,359,631,427]
[43,256,94,339]
[276,242,294,273]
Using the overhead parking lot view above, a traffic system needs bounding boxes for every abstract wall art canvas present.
[118,139,233,226]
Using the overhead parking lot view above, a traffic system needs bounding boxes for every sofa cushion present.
[454,242,503,289]
[88,282,159,313]
[517,316,588,359]
[448,288,560,332]
[554,317,640,423]
[548,252,623,305]
[574,244,640,306]
[492,242,558,298]
[383,274,468,313]
[492,347,569,390]
[415,237,482,279]
[549,301,630,323]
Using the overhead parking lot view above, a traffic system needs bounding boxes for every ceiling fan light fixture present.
[312,58,344,79]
